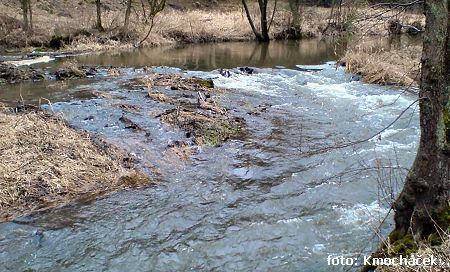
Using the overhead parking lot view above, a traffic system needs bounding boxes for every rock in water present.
[219,69,232,78]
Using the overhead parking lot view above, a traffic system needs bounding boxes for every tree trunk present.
[96,0,104,31]
[242,0,271,42]
[258,0,270,41]
[241,0,263,41]
[21,0,29,32]
[28,0,33,31]
[122,0,133,36]
[393,0,449,237]
[288,0,300,28]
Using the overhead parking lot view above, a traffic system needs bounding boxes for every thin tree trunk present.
[123,0,133,36]
[21,0,29,32]
[288,0,300,28]
[268,0,277,32]
[393,0,449,237]
[140,0,148,24]
[241,0,263,41]
[96,0,104,31]
[28,0,33,31]
[136,17,155,47]
[258,0,270,41]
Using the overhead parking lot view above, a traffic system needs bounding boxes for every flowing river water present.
[0,38,420,271]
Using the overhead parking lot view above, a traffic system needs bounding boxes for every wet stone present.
[0,63,47,83]
[119,115,144,131]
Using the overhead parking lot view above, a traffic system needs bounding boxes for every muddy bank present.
[0,106,152,222]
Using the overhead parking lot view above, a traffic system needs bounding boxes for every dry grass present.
[376,234,450,272]
[341,39,421,87]
[64,7,279,51]
[352,8,424,37]
[0,1,341,52]
[0,107,150,221]
[153,9,254,43]
[0,0,425,53]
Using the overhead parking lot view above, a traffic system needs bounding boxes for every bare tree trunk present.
[258,0,270,41]
[21,0,29,32]
[288,0,300,28]
[122,0,133,36]
[241,0,263,41]
[96,0,104,31]
[267,0,277,32]
[134,0,165,46]
[140,0,148,24]
[393,0,449,238]
[136,17,154,47]
[242,0,271,42]
[28,0,33,31]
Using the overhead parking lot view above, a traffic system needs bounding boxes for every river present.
[0,38,420,271]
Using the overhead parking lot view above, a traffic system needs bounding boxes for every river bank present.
[0,1,424,54]
[0,0,426,89]
[340,38,422,88]
[0,1,317,53]
[0,105,154,222]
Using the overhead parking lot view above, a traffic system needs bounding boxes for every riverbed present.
[0,39,419,271]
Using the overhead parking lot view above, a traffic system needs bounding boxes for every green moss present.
[387,207,450,254]
[390,234,418,256]
[428,233,443,246]
[388,230,402,242]
[194,78,214,88]
[444,106,450,145]
[201,128,222,146]
[436,206,450,231]
[199,123,241,146]
[30,47,47,52]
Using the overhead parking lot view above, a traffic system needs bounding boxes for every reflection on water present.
[1,39,342,104]
[75,40,342,70]
[0,79,98,105]
[0,35,423,105]
[73,35,422,71]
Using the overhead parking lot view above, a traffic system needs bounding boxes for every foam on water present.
[335,201,389,228]
[307,82,359,100]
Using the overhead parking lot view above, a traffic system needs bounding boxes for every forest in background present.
[0,0,427,86]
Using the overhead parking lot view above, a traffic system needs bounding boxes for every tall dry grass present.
[341,39,422,87]
[0,108,150,221]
